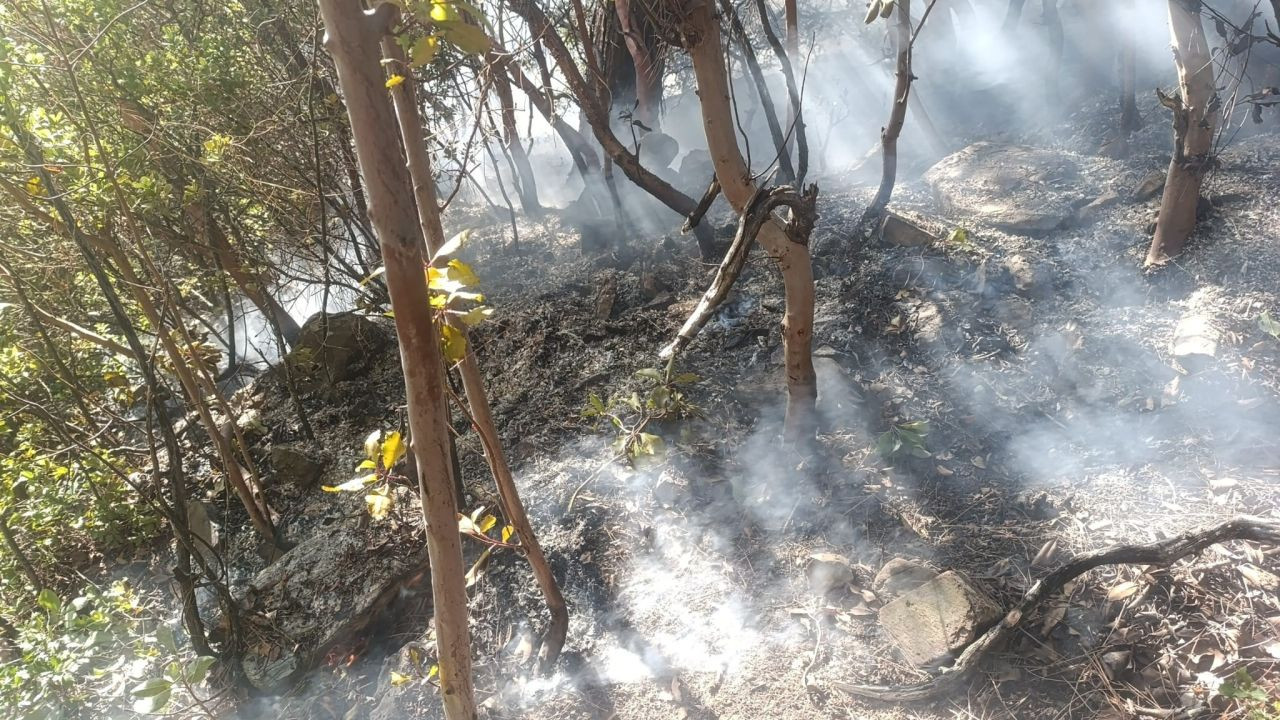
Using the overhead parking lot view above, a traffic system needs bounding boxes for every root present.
[834,516,1280,702]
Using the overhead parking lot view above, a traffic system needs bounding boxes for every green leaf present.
[155,624,178,654]
[37,588,61,614]
[670,372,701,385]
[634,368,664,382]
[454,306,492,326]
[390,670,412,686]
[1260,311,1280,340]
[130,678,172,713]
[184,656,216,685]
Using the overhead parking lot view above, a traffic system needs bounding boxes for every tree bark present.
[683,3,817,441]
[614,0,664,128]
[385,37,568,668]
[318,2,476,717]
[488,60,542,215]
[1120,12,1143,136]
[1146,0,1218,266]
[869,0,913,216]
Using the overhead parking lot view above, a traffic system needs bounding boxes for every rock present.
[677,149,714,194]
[993,296,1034,331]
[287,312,388,388]
[1133,170,1166,201]
[879,211,937,247]
[807,552,856,595]
[237,526,429,690]
[639,132,680,169]
[269,443,327,488]
[1001,254,1038,293]
[872,557,939,601]
[1171,314,1218,372]
[878,570,1001,666]
[924,143,1080,237]
[1074,189,1123,224]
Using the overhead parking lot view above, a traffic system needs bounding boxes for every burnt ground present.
[210,91,1280,720]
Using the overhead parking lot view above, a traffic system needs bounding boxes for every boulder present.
[924,143,1080,237]
[269,443,328,488]
[287,312,388,388]
[236,526,429,690]
[872,557,939,601]
[878,570,1001,666]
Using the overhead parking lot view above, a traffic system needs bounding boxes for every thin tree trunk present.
[505,0,718,259]
[722,0,795,183]
[683,4,818,441]
[1120,10,1143,135]
[318,3,476,717]
[1147,0,1218,266]
[488,61,542,215]
[753,0,809,186]
[784,0,799,163]
[1003,0,1027,31]
[870,0,913,216]
[614,0,663,128]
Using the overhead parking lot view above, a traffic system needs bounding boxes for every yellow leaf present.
[430,1,456,23]
[410,35,439,68]
[389,670,411,687]
[25,177,42,197]
[356,459,377,471]
[385,74,405,89]
[501,525,515,543]
[366,492,392,519]
[322,474,379,493]
[477,514,497,534]
[455,306,492,326]
[381,431,406,469]
[430,229,470,265]
[446,259,480,287]
[364,430,382,461]
[441,324,467,363]
[427,664,439,680]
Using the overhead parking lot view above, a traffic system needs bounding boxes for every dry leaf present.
[1107,580,1142,601]
[1032,539,1059,567]
[1239,564,1280,590]
[1040,603,1067,635]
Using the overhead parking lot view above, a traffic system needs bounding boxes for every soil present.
[207,89,1280,720]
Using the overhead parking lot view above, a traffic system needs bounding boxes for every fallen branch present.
[660,184,817,360]
[834,516,1280,702]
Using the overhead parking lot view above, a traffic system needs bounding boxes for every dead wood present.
[682,176,721,234]
[833,516,1280,702]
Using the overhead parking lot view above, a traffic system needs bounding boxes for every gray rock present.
[1171,315,1218,372]
[879,211,937,247]
[286,312,389,388]
[807,552,856,595]
[1001,254,1039,293]
[879,570,1001,666]
[1133,170,1166,201]
[237,527,429,691]
[269,443,327,488]
[872,557,938,601]
[1074,190,1123,224]
[924,143,1080,237]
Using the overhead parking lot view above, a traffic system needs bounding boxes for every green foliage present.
[1220,668,1280,720]
[583,367,701,465]
[0,581,213,719]
[876,420,931,459]
[1260,311,1280,341]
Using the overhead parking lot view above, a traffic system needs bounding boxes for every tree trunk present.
[489,62,542,215]
[318,2,476,718]
[1120,8,1143,135]
[870,0,913,216]
[784,0,799,163]
[505,0,718,259]
[615,0,664,128]
[1146,0,1218,266]
[683,3,817,441]
[382,36,569,668]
